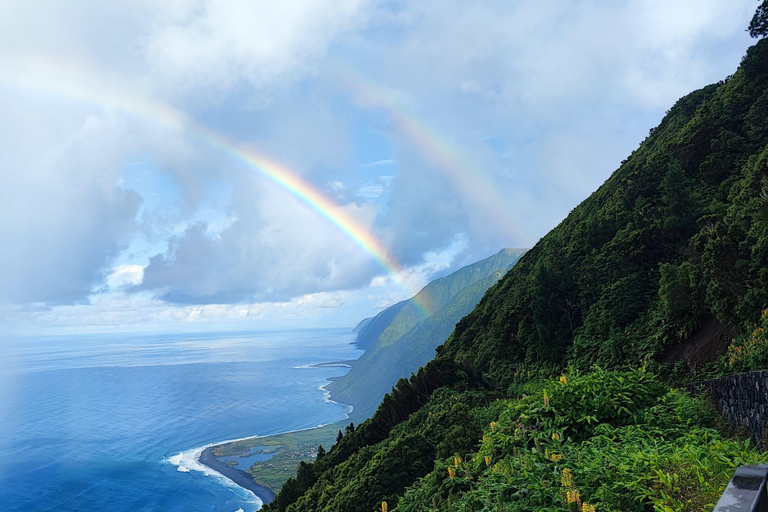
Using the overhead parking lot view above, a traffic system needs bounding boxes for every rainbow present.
[0,55,435,316]
[335,66,527,245]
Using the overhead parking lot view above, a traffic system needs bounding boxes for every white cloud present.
[143,0,372,102]
[0,110,142,304]
[105,265,146,289]
[137,176,385,303]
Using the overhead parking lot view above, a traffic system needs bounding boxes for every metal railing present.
[713,465,768,512]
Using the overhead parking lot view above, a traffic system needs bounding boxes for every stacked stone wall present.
[689,370,768,449]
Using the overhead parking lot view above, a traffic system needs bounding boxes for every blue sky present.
[0,0,758,335]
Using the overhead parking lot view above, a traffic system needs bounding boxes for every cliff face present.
[265,39,768,512]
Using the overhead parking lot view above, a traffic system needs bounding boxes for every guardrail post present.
[713,465,768,512]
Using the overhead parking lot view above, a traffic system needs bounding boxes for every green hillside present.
[264,34,768,512]
[328,248,525,419]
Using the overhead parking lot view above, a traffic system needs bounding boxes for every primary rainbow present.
[0,55,435,316]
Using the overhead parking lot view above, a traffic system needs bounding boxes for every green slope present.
[328,248,525,419]
[442,40,768,387]
[265,36,768,512]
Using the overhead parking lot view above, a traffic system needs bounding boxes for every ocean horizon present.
[0,328,362,512]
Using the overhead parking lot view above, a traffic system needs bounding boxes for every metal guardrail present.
[713,465,768,512]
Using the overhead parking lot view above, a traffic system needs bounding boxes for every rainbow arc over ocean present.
[0,55,435,316]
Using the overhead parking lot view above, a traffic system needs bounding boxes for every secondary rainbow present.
[336,66,527,245]
[0,55,435,315]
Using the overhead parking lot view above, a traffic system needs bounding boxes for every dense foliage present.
[750,0,768,38]
[398,369,764,512]
[265,37,768,512]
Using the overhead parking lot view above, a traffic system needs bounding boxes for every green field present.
[212,424,342,492]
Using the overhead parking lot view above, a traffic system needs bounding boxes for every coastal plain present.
[209,424,341,497]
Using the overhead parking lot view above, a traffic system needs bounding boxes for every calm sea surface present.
[0,329,362,512]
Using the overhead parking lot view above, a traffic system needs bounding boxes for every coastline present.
[198,446,276,505]
[196,415,353,505]
[194,359,359,504]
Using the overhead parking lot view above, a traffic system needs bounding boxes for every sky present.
[0,0,758,336]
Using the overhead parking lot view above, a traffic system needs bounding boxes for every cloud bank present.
[0,0,757,332]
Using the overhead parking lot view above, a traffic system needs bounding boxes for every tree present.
[749,1,768,38]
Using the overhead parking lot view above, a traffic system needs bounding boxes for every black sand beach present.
[199,446,276,505]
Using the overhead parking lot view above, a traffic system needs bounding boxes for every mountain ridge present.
[329,248,526,419]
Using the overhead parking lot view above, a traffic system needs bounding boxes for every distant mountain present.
[328,248,525,419]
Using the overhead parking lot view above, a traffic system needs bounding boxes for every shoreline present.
[195,361,358,505]
[198,446,276,505]
[196,400,355,507]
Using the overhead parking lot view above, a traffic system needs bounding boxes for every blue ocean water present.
[0,329,362,512]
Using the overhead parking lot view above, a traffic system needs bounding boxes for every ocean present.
[0,329,362,512]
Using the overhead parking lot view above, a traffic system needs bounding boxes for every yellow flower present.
[552,433,561,441]
[484,456,492,466]
[381,501,388,512]
[490,421,498,431]
[448,467,456,479]
[454,456,462,467]
[550,453,562,461]
[582,503,596,512]
[561,468,573,488]
[566,489,581,504]
[559,375,568,385]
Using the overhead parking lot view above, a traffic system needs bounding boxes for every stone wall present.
[688,370,768,449]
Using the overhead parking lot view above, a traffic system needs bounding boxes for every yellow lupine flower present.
[490,421,498,431]
[559,375,568,385]
[566,489,581,504]
[381,501,388,512]
[552,433,560,441]
[484,456,491,466]
[550,453,562,461]
[448,467,456,479]
[454,456,462,467]
[582,503,596,512]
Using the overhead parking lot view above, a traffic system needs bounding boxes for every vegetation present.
[397,369,763,512]
[750,1,768,38]
[329,248,525,419]
[212,426,339,493]
[264,31,768,512]
[725,309,768,373]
